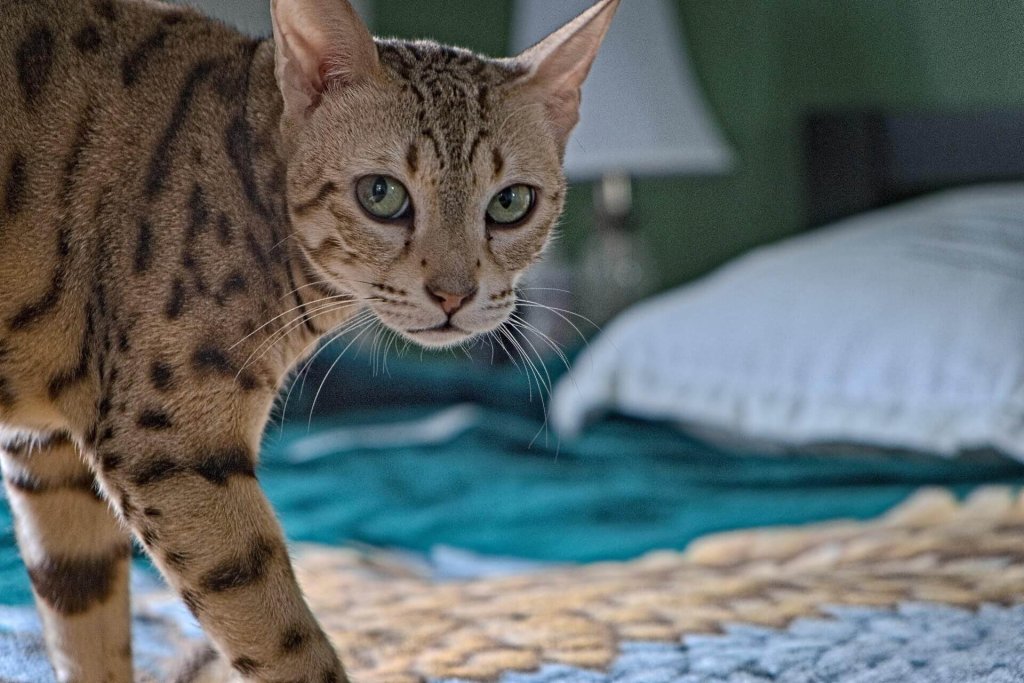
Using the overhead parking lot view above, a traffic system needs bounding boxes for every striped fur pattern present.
[0,0,619,680]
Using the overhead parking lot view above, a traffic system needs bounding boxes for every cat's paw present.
[169,644,349,683]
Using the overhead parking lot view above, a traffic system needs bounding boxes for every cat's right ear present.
[513,0,620,153]
[271,0,380,131]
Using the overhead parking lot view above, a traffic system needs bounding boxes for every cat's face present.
[272,0,618,348]
[287,45,566,348]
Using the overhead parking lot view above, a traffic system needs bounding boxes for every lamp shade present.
[512,0,734,180]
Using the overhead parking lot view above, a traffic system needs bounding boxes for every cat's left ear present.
[513,0,620,151]
[271,0,380,133]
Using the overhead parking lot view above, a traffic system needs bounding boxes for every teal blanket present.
[3,350,1024,605]
[261,406,1024,561]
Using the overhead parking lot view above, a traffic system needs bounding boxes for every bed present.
[3,111,1024,681]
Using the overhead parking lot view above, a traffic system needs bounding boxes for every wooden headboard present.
[803,111,1024,227]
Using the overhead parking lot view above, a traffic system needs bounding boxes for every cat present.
[0,0,619,680]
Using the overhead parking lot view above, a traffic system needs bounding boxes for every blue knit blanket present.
[3,600,1022,682]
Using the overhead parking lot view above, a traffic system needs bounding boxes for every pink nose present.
[426,285,477,315]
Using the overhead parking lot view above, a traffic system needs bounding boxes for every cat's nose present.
[425,284,478,316]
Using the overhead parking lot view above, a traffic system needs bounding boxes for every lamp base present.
[577,173,658,327]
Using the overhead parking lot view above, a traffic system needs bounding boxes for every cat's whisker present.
[479,333,494,365]
[376,326,393,376]
[307,317,380,426]
[236,299,365,374]
[505,320,555,447]
[229,294,355,351]
[278,309,378,424]
[505,324,556,448]
[395,335,412,361]
[258,300,375,370]
[278,278,338,301]
[381,329,398,376]
[509,313,571,372]
[288,309,380,411]
[486,334,498,365]
[514,298,601,328]
[347,279,389,289]
[508,312,586,403]
[379,327,398,377]
[268,229,302,253]
[518,286,573,295]
[499,324,541,404]
[370,324,386,376]
[236,299,372,380]
[514,299,598,347]
[285,312,377,418]
[490,329,525,385]
[507,319,554,401]
[505,321,549,386]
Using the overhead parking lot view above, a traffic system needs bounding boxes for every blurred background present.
[7,0,1024,600]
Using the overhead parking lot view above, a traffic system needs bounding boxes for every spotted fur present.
[0,0,618,680]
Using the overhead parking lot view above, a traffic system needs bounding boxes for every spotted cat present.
[0,0,619,679]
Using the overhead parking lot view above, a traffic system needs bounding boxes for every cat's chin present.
[401,323,478,349]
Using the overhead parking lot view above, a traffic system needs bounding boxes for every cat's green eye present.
[487,185,536,225]
[356,175,411,220]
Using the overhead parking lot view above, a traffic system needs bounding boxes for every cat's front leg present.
[1,432,133,683]
[93,419,345,682]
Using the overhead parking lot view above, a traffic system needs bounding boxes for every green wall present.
[372,1,1024,290]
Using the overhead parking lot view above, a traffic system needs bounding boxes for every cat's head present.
[271,0,618,348]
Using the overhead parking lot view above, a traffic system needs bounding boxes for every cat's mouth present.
[403,321,474,348]
[407,321,466,334]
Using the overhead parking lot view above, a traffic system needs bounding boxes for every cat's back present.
[2,0,190,122]
[0,0,261,288]
[0,0,257,147]
[0,0,276,428]
[0,0,267,259]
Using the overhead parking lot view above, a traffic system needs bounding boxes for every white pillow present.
[552,184,1024,459]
